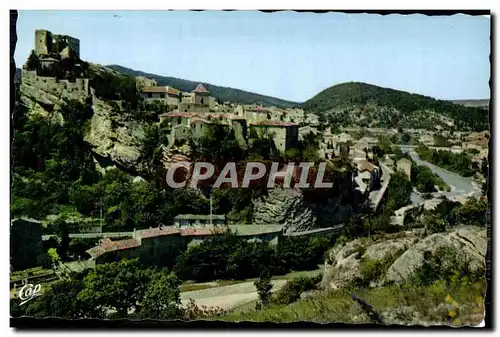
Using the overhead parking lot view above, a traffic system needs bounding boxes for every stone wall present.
[21,69,90,103]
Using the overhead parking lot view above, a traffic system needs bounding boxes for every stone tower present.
[192,83,210,105]
[35,29,51,55]
[33,29,80,59]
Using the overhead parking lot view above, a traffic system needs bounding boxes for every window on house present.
[188,105,190,109]
[147,93,152,98]
[160,93,165,98]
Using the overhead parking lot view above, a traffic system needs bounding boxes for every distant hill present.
[450,99,489,109]
[106,65,299,108]
[302,82,489,131]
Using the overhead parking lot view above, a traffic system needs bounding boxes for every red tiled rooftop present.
[113,238,141,250]
[179,227,226,236]
[190,117,210,124]
[206,113,226,119]
[136,227,181,239]
[87,238,141,258]
[251,121,298,127]
[192,84,209,94]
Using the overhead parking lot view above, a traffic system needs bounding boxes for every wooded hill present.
[302,82,489,131]
[107,65,299,108]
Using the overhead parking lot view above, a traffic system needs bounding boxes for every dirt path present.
[180,279,287,311]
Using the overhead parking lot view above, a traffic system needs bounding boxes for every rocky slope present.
[19,64,150,176]
[85,97,148,174]
[321,226,487,290]
[252,188,317,233]
[252,186,353,233]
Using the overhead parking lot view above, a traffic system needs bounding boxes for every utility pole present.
[100,194,103,234]
[209,192,213,226]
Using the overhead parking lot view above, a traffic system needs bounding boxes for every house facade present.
[250,121,299,153]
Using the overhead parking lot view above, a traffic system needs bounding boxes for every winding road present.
[398,146,482,204]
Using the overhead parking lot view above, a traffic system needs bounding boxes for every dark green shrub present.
[271,275,322,305]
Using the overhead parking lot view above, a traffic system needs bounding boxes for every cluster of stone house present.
[140,82,305,153]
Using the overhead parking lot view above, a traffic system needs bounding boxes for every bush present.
[271,274,322,305]
[254,270,273,307]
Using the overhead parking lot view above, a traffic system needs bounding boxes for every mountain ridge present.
[302,81,489,131]
[106,65,299,108]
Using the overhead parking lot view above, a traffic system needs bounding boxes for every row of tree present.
[416,145,481,178]
[174,234,332,282]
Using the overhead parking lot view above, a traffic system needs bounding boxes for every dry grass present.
[219,277,486,326]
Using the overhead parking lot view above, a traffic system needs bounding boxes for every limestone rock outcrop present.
[252,188,317,233]
[252,185,353,233]
[85,97,147,173]
[321,226,487,290]
[19,64,150,176]
[321,232,417,290]
[386,226,487,283]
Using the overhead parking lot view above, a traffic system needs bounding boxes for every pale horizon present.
[15,11,491,102]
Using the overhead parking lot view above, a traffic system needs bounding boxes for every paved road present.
[399,147,481,203]
[180,280,288,311]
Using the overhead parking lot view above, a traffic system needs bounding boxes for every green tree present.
[140,271,183,320]
[12,279,91,319]
[254,269,273,308]
[47,248,60,266]
[450,198,488,227]
[77,259,151,318]
[401,133,412,144]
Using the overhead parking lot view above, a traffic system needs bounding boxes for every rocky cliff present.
[19,65,150,176]
[321,226,487,290]
[252,168,354,233]
[252,188,317,233]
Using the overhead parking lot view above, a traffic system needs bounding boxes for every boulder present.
[386,226,487,283]
[321,233,416,290]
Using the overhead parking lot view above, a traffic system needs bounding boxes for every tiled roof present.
[251,121,298,127]
[356,159,377,173]
[206,113,226,119]
[86,238,140,259]
[192,84,209,94]
[142,86,180,95]
[112,239,141,250]
[135,227,181,239]
[180,227,226,236]
[190,117,210,124]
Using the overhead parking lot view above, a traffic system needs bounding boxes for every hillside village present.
[11,29,489,325]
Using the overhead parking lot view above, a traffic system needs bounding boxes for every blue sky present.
[15,11,490,102]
